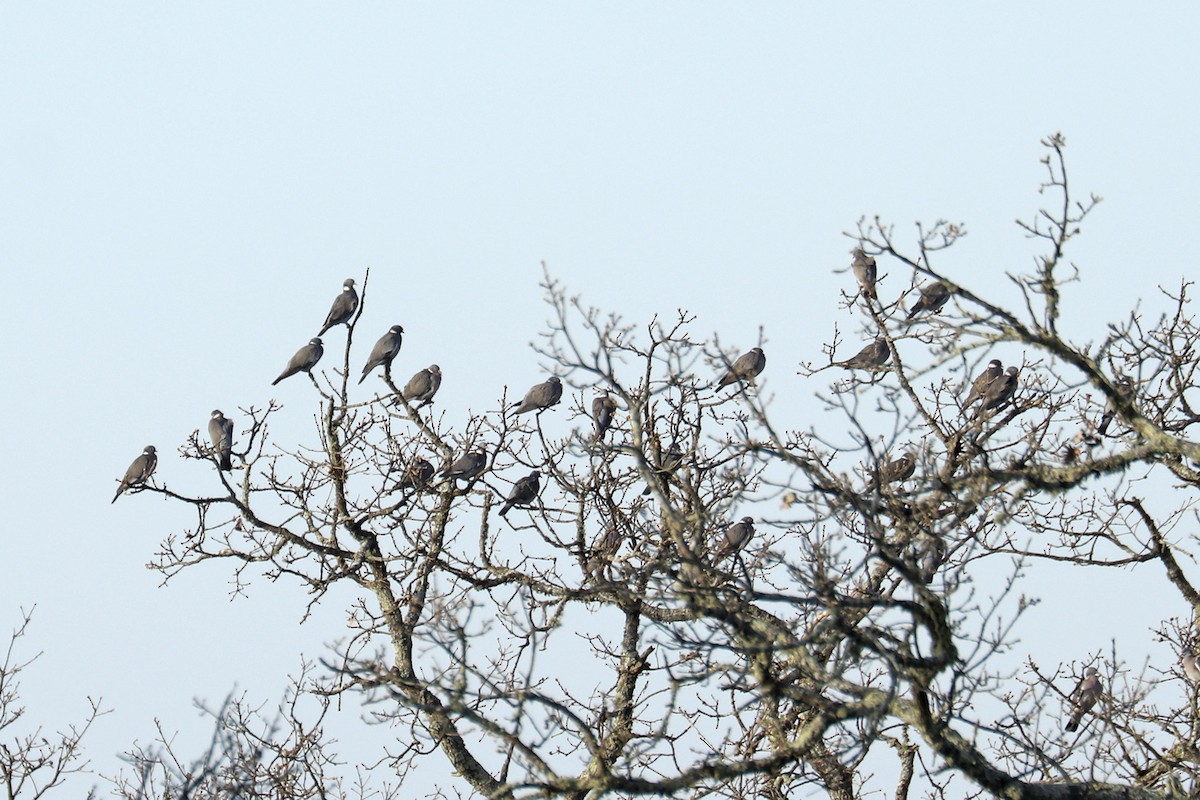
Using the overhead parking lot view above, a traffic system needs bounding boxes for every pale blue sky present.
[1,3,1197,795]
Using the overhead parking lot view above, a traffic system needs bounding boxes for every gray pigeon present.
[359,325,404,384]
[318,278,358,336]
[834,338,890,370]
[906,281,951,319]
[1097,375,1135,436]
[439,450,487,483]
[499,470,541,517]
[208,410,234,471]
[592,390,618,439]
[1183,653,1200,684]
[964,359,1003,407]
[396,457,434,496]
[402,364,442,407]
[713,517,755,562]
[851,248,877,298]
[716,348,767,390]
[867,450,916,491]
[511,376,562,415]
[642,443,683,495]
[586,524,625,580]
[112,446,157,503]
[916,533,946,584]
[980,366,1020,413]
[1065,667,1102,732]
[273,338,324,386]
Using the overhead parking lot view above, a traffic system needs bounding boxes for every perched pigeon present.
[112,446,157,503]
[906,281,951,319]
[916,534,946,584]
[318,278,358,336]
[586,524,625,580]
[851,248,877,298]
[439,450,487,483]
[397,457,434,493]
[1183,653,1200,684]
[1097,375,1135,436]
[1065,667,1102,732]
[834,338,890,370]
[511,376,562,415]
[402,364,442,407]
[359,325,404,384]
[642,444,683,495]
[716,348,767,390]
[867,450,916,491]
[499,470,541,517]
[592,390,618,439]
[980,366,1020,413]
[272,338,324,386]
[208,410,234,471]
[713,517,755,562]
[964,359,1003,407]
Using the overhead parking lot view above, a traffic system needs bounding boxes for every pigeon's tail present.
[499,502,513,517]
[1065,716,1081,733]
[271,374,286,386]
[219,454,233,471]
[358,371,369,385]
[111,487,123,504]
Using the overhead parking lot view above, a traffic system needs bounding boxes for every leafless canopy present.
[99,134,1200,800]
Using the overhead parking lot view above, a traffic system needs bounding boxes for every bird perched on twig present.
[396,457,434,494]
[402,365,442,407]
[359,325,404,384]
[964,359,1003,407]
[712,517,755,562]
[511,376,563,415]
[978,366,1020,414]
[834,337,890,371]
[318,278,358,336]
[851,248,877,298]
[906,281,951,320]
[716,348,767,390]
[592,389,618,440]
[499,470,541,517]
[112,446,157,503]
[642,444,683,495]
[1065,667,1102,732]
[1097,374,1135,436]
[272,338,324,386]
[439,450,487,484]
[1183,652,1200,684]
[208,410,234,471]
[866,450,916,492]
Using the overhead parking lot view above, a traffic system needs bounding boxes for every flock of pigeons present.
[109,259,1145,733]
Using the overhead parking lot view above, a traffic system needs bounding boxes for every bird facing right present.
[318,278,359,336]
[272,338,324,386]
[511,376,563,415]
[402,364,442,407]
[716,348,767,390]
[834,338,890,371]
[359,325,404,384]
[713,517,755,562]
[499,470,541,517]
[112,446,157,503]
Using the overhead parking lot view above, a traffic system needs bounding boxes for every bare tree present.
[0,609,104,799]
[129,133,1200,799]
[106,668,398,800]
